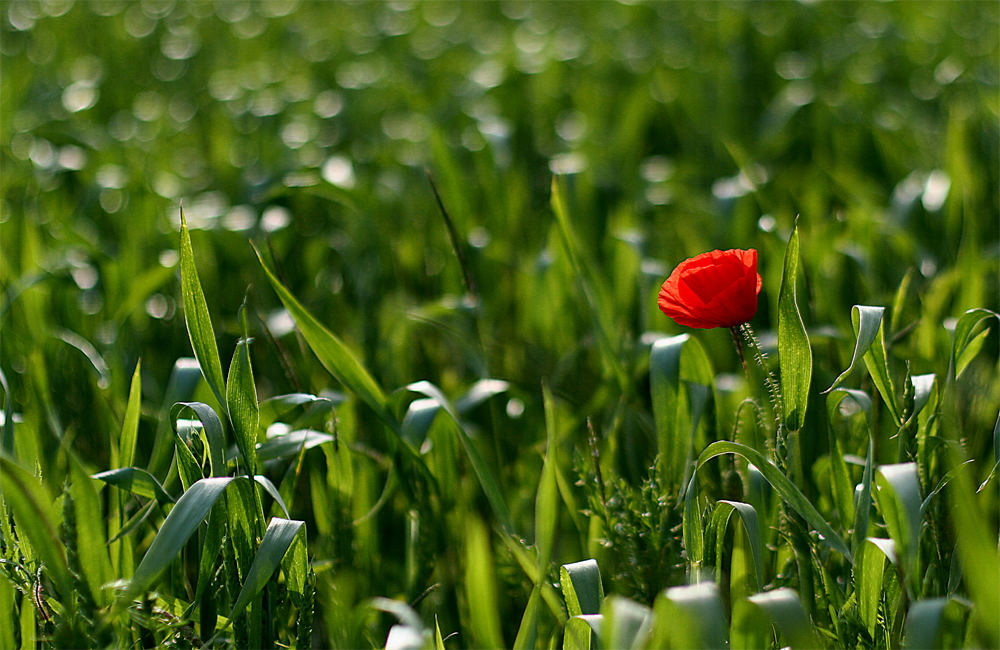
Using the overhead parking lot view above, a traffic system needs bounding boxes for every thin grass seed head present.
[657,249,762,329]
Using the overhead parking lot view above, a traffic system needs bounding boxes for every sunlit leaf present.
[230,518,305,620]
[777,220,812,432]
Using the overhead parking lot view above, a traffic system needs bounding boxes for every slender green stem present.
[733,323,788,473]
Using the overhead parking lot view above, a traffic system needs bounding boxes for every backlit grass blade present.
[777,221,812,432]
[651,334,692,491]
[711,500,764,591]
[824,305,883,393]
[535,383,560,571]
[230,518,305,620]
[825,305,900,421]
[560,559,604,617]
[407,380,512,531]
[454,378,510,413]
[904,597,968,649]
[464,517,504,649]
[227,303,259,474]
[652,581,728,649]
[948,308,998,381]
[827,388,874,553]
[683,472,706,579]
[119,360,142,468]
[512,585,542,650]
[855,538,892,637]
[253,474,290,518]
[69,458,113,606]
[743,588,818,649]
[696,440,852,562]
[401,397,440,447]
[256,429,334,463]
[0,453,70,597]
[875,463,922,595]
[91,467,175,506]
[170,402,227,477]
[179,208,227,409]
[600,595,652,650]
[121,476,235,605]
[252,242,394,429]
[565,615,603,650]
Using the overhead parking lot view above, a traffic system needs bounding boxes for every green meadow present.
[1,1,998,647]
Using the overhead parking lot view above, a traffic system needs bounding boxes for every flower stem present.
[732,323,788,473]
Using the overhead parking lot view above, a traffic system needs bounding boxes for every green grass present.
[1,1,998,648]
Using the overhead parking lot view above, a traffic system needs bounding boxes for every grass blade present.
[464,517,504,649]
[170,402,226,477]
[744,588,818,649]
[777,220,812,432]
[121,476,235,605]
[91,467,175,506]
[560,559,604,617]
[536,383,560,571]
[68,459,113,606]
[651,334,691,491]
[118,360,142,468]
[0,453,70,597]
[653,581,728,649]
[407,380,512,531]
[713,500,764,591]
[252,242,394,430]
[948,308,998,381]
[696,440,852,562]
[227,303,260,474]
[550,176,627,391]
[179,208,227,409]
[230,518,305,620]
[875,462,922,595]
[600,595,652,650]
[825,305,900,421]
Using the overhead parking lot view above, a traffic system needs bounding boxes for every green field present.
[1,1,998,648]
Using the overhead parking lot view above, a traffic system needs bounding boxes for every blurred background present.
[5,0,999,473]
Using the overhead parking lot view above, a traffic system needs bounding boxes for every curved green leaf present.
[875,462,922,594]
[230,518,304,620]
[949,308,999,381]
[561,559,604,617]
[651,334,690,490]
[170,402,226,478]
[711,500,764,591]
[92,467,175,506]
[741,588,818,649]
[696,440,852,562]
[601,595,651,650]
[904,597,968,649]
[826,305,899,422]
[256,429,335,462]
[121,476,236,605]
[653,581,728,649]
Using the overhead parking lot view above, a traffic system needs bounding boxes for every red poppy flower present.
[657,248,762,329]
